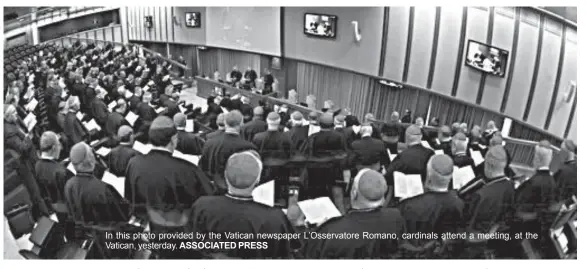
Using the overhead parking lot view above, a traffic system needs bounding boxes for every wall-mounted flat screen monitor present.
[465,40,509,77]
[304,13,337,38]
[186,12,201,28]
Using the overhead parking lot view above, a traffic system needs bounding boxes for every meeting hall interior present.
[3,6,578,260]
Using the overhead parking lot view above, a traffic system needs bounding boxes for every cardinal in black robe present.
[305,169,404,258]
[241,107,268,142]
[104,99,129,138]
[173,113,204,156]
[107,126,140,177]
[399,155,464,249]
[126,116,214,220]
[35,131,70,215]
[189,151,299,259]
[350,125,390,172]
[287,112,310,153]
[435,126,453,157]
[63,99,89,146]
[384,125,435,187]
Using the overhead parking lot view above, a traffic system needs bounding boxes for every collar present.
[176,127,185,131]
[484,175,508,185]
[537,167,550,172]
[225,129,240,135]
[348,207,381,214]
[225,193,253,201]
[150,146,172,153]
[454,152,467,156]
[75,171,95,178]
[68,109,78,113]
[40,154,56,161]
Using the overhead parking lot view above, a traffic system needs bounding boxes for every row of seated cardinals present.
[4,41,576,259]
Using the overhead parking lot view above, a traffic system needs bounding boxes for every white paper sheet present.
[393,172,423,199]
[23,113,37,131]
[67,162,76,175]
[421,141,434,150]
[155,107,166,114]
[90,140,100,147]
[133,141,152,155]
[125,112,139,126]
[178,105,187,114]
[185,120,194,133]
[470,149,484,166]
[252,180,274,207]
[478,144,487,150]
[172,150,200,165]
[435,150,445,155]
[124,90,133,99]
[102,171,125,197]
[452,165,476,189]
[25,98,38,111]
[61,90,68,99]
[83,119,101,131]
[76,112,84,121]
[96,147,111,157]
[308,125,321,136]
[108,101,117,111]
[297,197,341,225]
[387,149,397,163]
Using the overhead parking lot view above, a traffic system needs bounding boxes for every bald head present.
[426,155,453,191]
[364,113,375,123]
[319,113,334,129]
[40,131,61,155]
[452,132,468,154]
[149,116,178,147]
[224,110,244,130]
[308,111,319,123]
[351,169,387,207]
[70,142,95,173]
[484,146,507,177]
[439,125,451,138]
[253,106,264,117]
[489,134,504,147]
[225,151,263,191]
[533,140,553,169]
[390,111,400,122]
[360,125,373,137]
[216,113,226,129]
[487,121,496,130]
[405,125,423,145]
[173,113,187,128]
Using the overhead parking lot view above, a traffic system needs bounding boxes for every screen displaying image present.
[304,13,337,38]
[185,12,201,28]
[465,40,509,77]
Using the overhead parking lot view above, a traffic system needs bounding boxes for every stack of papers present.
[470,149,484,166]
[125,112,139,126]
[298,197,341,225]
[172,150,200,165]
[23,113,37,132]
[252,180,274,207]
[452,166,476,189]
[96,147,111,157]
[185,120,194,133]
[83,119,101,131]
[133,141,152,155]
[25,98,38,111]
[102,171,125,197]
[393,172,423,199]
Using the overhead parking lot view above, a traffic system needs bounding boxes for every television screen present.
[185,12,201,28]
[304,13,337,38]
[465,40,509,77]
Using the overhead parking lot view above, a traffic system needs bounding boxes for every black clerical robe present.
[554,160,577,203]
[104,111,128,138]
[126,149,214,219]
[4,121,34,158]
[205,129,224,140]
[288,125,309,153]
[350,136,390,170]
[334,127,357,150]
[253,130,292,187]
[453,153,475,168]
[384,143,434,186]
[89,97,109,126]
[305,208,405,259]
[64,111,88,146]
[64,172,130,224]
[176,130,204,156]
[241,119,268,142]
[35,158,70,211]
[129,95,141,112]
[435,139,453,157]
[189,194,299,258]
[199,132,257,191]
[399,191,464,245]
[107,144,140,177]
[462,176,515,233]
[515,169,557,220]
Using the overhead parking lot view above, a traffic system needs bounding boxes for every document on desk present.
[252,180,274,207]
[298,197,341,226]
[452,165,476,189]
[470,149,484,166]
[387,149,397,163]
[83,119,101,131]
[393,172,423,199]
[96,147,111,157]
[102,171,125,197]
[185,120,194,133]
[125,112,139,126]
[133,141,152,155]
[421,141,434,150]
[25,98,38,111]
